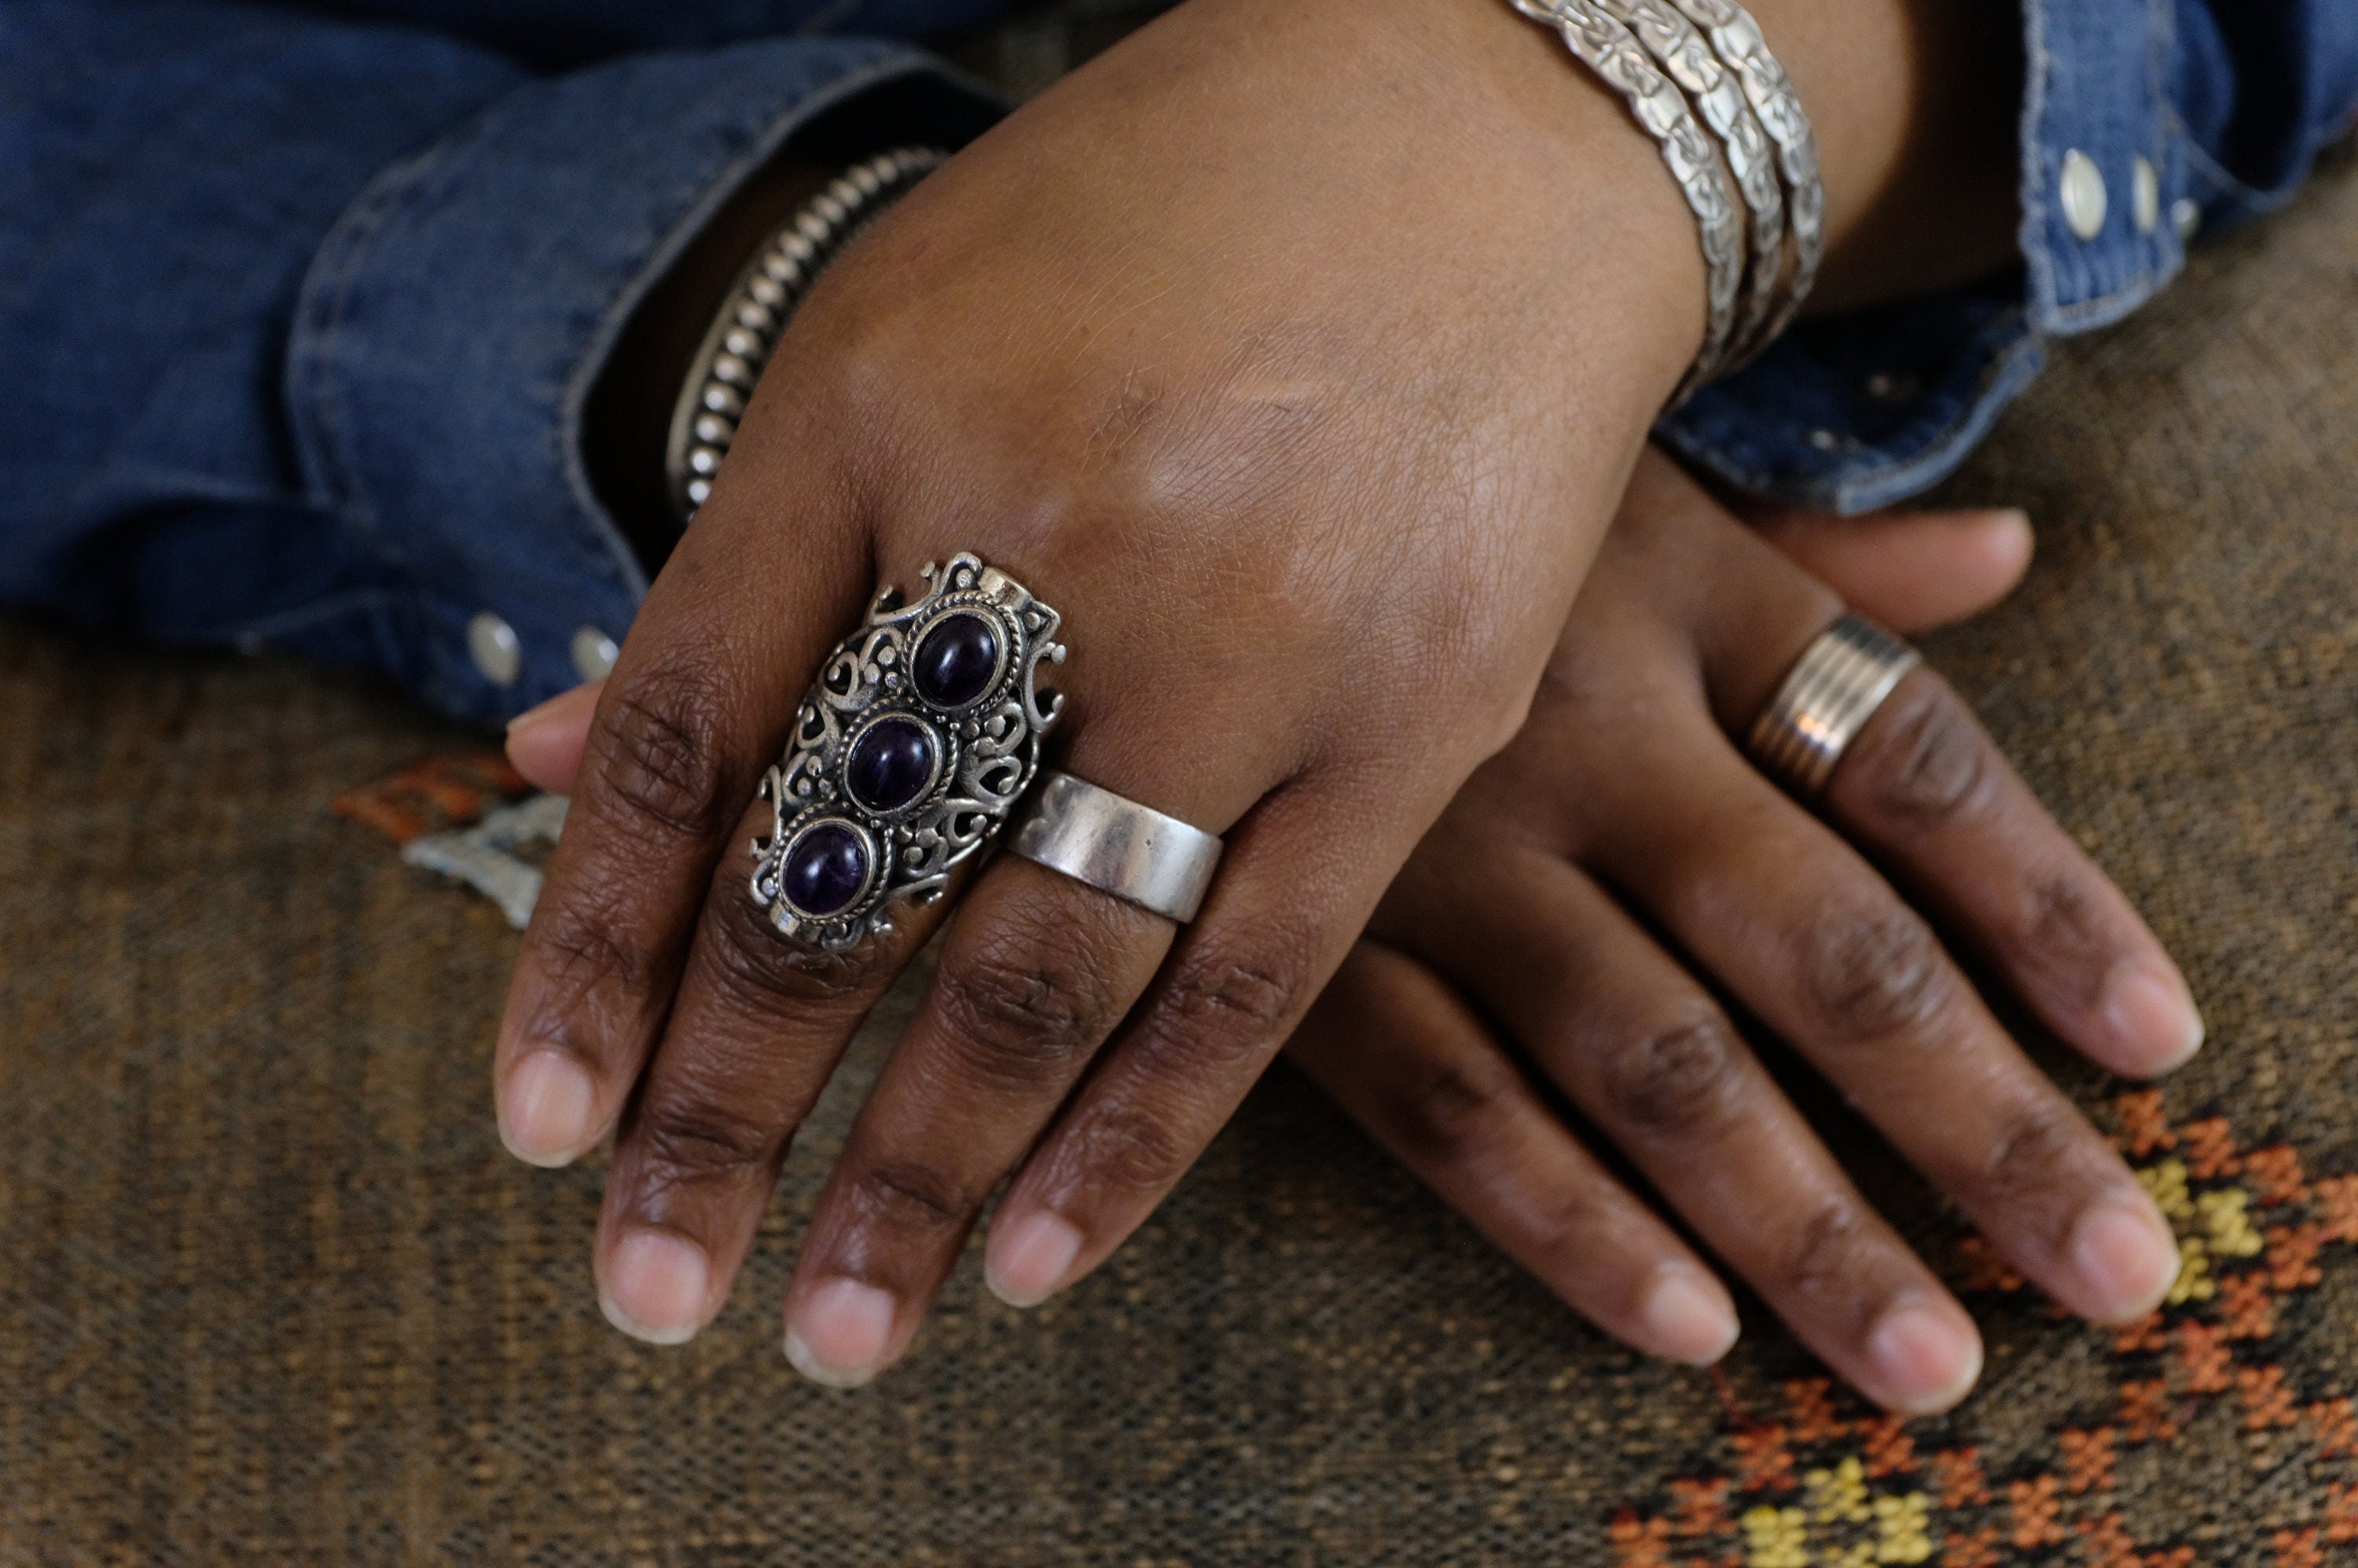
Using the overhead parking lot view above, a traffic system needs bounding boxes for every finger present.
[1663,483,2201,1079]
[1290,942,1741,1368]
[777,854,1174,1386]
[1816,669,2199,1077]
[505,678,603,795]
[494,454,870,1170]
[588,788,955,1346]
[774,680,1298,1385]
[1584,717,2181,1329]
[980,769,1410,1315]
[1749,505,2033,634]
[1387,837,1985,1414]
[1678,524,2202,1079]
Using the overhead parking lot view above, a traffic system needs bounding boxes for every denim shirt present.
[3,0,2353,727]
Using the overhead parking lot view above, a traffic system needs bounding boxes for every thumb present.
[504,678,604,795]
[1750,505,2034,634]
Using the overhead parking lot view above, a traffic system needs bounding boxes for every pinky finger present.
[1288,943,1739,1368]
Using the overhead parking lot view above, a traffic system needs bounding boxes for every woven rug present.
[5,31,2357,1566]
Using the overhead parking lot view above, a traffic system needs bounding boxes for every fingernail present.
[784,1278,898,1388]
[505,688,575,738]
[500,1051,596,1167]
[1864,1299,1983,1416]
[1636,1265,1739,1366]
[2068,1199,2180,1323]
[985,1212,1084,1309]
[2100,961,2204,1074]
[600,1227,711,1346]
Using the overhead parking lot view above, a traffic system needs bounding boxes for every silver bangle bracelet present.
[663,146,947,523]
[1511,0,1746,397]
[1666,0,1825,355]
[1595,0,1785,369]
[1509,0,1822,392]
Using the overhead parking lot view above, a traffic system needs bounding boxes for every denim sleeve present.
[0,0,999,725]
[289,0,1022,71]
[1657,0,2358,514]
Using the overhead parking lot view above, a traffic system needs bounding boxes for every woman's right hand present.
[1291,450,2196,1415]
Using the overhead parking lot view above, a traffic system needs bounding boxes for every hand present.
[1288,450,2195,1416]
[499,0,1733,1379]
[495,0,2029,1381]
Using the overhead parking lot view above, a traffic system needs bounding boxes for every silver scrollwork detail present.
[749,553,1066,952]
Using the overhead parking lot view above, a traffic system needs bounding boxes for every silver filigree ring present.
[750,553,1065,951]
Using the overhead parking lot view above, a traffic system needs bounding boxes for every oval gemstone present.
[913,611,1001,708]
[845,717,937,812]
[781,821,868,916]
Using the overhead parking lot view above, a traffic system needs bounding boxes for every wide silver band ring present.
[1746,613,1920,797]
[1008,770,1225,924]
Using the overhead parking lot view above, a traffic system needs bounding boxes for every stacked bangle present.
[1508,0,1821,395]
[664,146,948,523]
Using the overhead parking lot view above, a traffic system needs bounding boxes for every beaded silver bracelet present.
[1508,0,1821,392]
[663,146,947,523]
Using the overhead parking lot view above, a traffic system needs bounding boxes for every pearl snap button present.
[2173,197,2202,241]
[468,611,522,688]
[571,626,619,681]
[2132,156,2161,235]
[2060,149,2108,241]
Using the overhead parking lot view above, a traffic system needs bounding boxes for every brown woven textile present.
[6,103,2358,1568]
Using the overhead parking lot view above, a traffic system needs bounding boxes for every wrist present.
[1726,0,2024,312]
[583,83,995,561]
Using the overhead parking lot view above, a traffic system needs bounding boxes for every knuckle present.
[1782,1198,1874,1305]
[1793,902,1959,1047]
[1383,1048,1526,1166]
[847,1160,971,1237]
[1849,680,1995,830]
[1133,937,1313,1078]
[1057,1102,1195,1199]
[590,674,736,841]
[635,1094,779,1184]
[1980,1098,2104,1211]
[2022,872,2107,986]
[698,887,895,1012]
[931,942,1121,1085]
[1604,1014,1748,1138]
[530,895,651,1011]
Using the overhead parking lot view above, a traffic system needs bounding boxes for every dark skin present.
[507,0,2190,1409]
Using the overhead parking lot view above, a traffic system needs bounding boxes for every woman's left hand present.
[1287,450,2198,1415]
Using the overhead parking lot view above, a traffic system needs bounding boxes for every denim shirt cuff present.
[284,38,1000,725]
[1656,0,2189,514]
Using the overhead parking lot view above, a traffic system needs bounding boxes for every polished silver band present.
[1008,770,1225,924]
[1746,614,1920,797]
[1510,0,1745,394]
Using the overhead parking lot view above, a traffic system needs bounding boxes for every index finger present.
[493,450,870,1168]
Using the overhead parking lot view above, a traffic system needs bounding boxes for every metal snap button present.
[467,611,522,688]
[2060,150,2108,241]
[571,626,619,682]
[2132,156,2161,236]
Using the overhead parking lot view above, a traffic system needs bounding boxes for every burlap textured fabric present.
[5,79,2357,1568]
